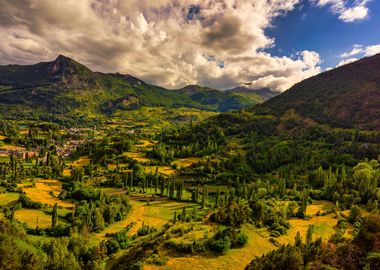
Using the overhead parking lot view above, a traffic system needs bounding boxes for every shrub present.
[209,236,231,255]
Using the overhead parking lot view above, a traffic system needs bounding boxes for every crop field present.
[0,144,26,151]
[20,179,74,209]
[145,225,275,270]
[125,152,151,163]
[0,192,19,206]
[97,199,170,239]
[15,209,53,229]
[172,157,201,168]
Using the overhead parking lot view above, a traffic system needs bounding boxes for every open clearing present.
[145,166,177,176]
[145,201,339,270]
[15,209,52,228]
[0,144,26,151]
[172,157,201,168]
[0,192,19,206]
[97,199,170,239]
[21,179,74,209]
[125,152,151,163]
[145,225,275,270]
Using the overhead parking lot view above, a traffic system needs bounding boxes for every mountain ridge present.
[258,53,380,130]
[0,55,276,124]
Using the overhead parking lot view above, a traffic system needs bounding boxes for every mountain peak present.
[47,55,94,85]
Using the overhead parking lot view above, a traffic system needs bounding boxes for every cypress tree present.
[52,202,58,229]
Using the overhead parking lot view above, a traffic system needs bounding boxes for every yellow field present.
[146,225,275,270]
[277,200,336,245]
[125,152,151,163]
[19,129,29,135]
[277,215,337,245]
[0,192,20,206]
[172,157,200,168]
[136,140,155,148]
[145,201,339,270]
[96,200,169,239]
[0,135,6,140]
[15,209,52,228]
[145,166,176,176]
[63,169,71,177]
[71,156,91,167]
[0,144,26,151]
[21,179,74,209]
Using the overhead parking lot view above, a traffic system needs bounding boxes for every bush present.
[209,236,231,255]
[105,239,120,255]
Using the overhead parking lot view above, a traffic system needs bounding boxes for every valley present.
[0,54,379,270]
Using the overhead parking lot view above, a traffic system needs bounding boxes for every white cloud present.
[340,44,363,58]
[0,0,323,92]
[312,0,371,22]
[337,57,358,67]
[365,44,380,56]
[340,43,380,60]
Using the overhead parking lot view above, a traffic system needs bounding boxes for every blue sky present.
[266,0,380,69]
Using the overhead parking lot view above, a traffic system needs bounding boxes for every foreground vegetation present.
[0,103,379,270]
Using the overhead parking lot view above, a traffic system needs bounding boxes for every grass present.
[0,144,25,151]
[20,179,74,209]
[124,152,151,163]
[96,199,170,240]
[15,209,52,229]
[69,156,91,167]
[277,200,337,245]
[145,166,177,176]
[0,192,20,206]
[277,215,337,245]
[145,224,275,270]
[96,195,196,240]
[172,157,201,168]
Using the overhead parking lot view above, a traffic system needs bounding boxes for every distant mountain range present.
[0,55,277,124]
[260,53,380,130]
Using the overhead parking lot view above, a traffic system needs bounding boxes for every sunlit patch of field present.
[63,169,71,177]
[0,192,19,206]
[0,144,26,151]
[19,129,29,135]
[0,135,6,140]
[15,209,52,229]
[277,215,337,245]
[144,200,197,221]
[96,199,170,240]
[70,156,91,167]
[136,140,156,148]
[100,187,126,195]
[145,225,275,270]
[20,179,74,209]
[172,157,201,168]
[306,200,334,216]
[277,201,337,245]
[125,152,151,163]
[145,166,177,176]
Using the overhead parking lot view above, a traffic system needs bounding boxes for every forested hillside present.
[260,53,380,130]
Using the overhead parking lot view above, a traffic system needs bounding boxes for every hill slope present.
[226,87,279,103]
[260,53,380,130]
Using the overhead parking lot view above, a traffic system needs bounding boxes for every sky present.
[0,0,379,91]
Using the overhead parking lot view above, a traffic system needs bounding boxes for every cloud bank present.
[340,43,380,59]
[312,0,371,22]
[0,0,324,91]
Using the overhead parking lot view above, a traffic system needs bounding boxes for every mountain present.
[0,55,270,124]
[226,86,279,103]
[259,53,380,130]
[177,85,259,112]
